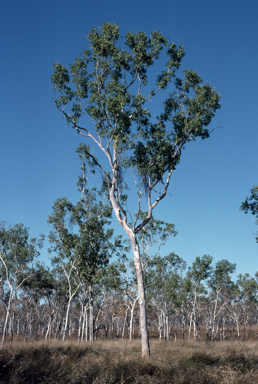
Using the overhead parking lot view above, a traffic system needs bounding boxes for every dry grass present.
[0,339,258,383]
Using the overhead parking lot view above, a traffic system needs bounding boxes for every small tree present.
[236,273,258,340]
[207,259,236,341]
[186,255,213,341]
[51,22,221,356]
[0,222,44,342]
[48,148,117,343]
[148,253,186,341]
[240,186,258,242]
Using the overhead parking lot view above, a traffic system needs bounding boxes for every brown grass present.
[0,339,258,383]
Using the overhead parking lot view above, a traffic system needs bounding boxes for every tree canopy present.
[51,22,221,357]
[240,186,258,242]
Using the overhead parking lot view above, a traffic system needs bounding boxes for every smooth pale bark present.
[78,305,83,341]
[188,289,198,341]
[109,175,150,358]
[89,285,94,345]
[133,241,150,357]
[45,310,55,340]
[68,316,72,336]
[122,306,128,340]
[85,309,88,341]
[166,316,169,341]
[81,305,87,342]
[129,297,138,341]
[62,298,72,341]
[2,291,12,343]
[223,316,226,341]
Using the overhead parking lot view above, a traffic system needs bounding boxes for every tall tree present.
[51,22,221,357]
[240,185,258,242]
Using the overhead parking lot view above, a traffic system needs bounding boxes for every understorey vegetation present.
[1,340,258,383]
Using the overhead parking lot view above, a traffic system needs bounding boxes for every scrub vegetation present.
[1,339,258,383]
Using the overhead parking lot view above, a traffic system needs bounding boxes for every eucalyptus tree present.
[207,259,236,341]
[48,148,117,343]
[236,273,258,340]
[148,253,186,341]
[20,263,56,340]
[186,255,213,341]
[48,199,82,341]
[0,222,44,342]
[240,185,258,242]
[51,22,220,356]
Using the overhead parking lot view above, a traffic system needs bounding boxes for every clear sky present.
[1,0,258,277]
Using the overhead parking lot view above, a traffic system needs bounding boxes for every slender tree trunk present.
[158,314,162,341]
[45,315,52,340]
[194,319,197,341]
[9,309,14,341]
[188,317,192,341]
[223,316,226,341]
[24,313,29,342]
[129,297,138,341]
[81,305,87,342]
[68,316,72,336]
[243,314,246,341]
[89,285,94,345]
[17,319,20,336]
[63,298,71,341]
[237,321,240,339]
[248,321,252,340]
[182,315,185,340]
[85,308,88,342]
[78,306,82,341]
[122,306,128,340]
[163,311,167,341]
[2,295,12,343]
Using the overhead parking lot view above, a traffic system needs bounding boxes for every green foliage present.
[185,255,213,300]
[51,22,221,232]
[147,253,186,310]
[188,255,213,286]
[208,259,236,292]
[137,211,177,244]
[99,260,127,291]
[48,150,119,287]
[240,185,258,242]
[20,263,55,299]
[0,222,44,287]
[236,273,258,304]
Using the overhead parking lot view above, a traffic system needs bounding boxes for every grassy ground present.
[1,339,258,383]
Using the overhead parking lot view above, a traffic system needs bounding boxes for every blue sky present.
[1,0,258,277]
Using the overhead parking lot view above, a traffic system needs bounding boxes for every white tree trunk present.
[89,286,94,345]
[129,297,138,341]
[2,293,12,343]
[62,298,71,341]
[122,306,128,340]
[133,240,150,357]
